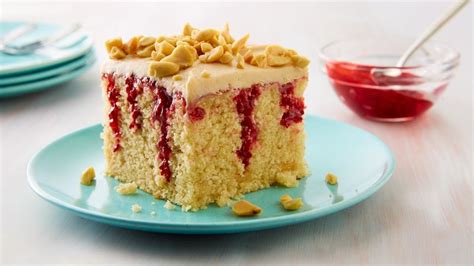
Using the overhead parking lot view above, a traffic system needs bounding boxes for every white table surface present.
[1,1,472,264]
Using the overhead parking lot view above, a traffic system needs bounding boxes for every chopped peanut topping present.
[325,173,338,185]
[148,61,180,78]
[231,34,249,54]
[155,41,175,56]
[207,45,224,63]
[172,74,183,81]
[104,23,309,76]
[219,51,233,64]
[236,54,245,69]
[232,200,262,217]
[80,167,96,186]
[280,194,303,211]
[161,45,196,68]
[109,46,126,60]
[105,38,123,53]
[200,42,213,53]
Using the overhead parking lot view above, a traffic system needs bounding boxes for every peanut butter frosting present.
[102,24,309,102]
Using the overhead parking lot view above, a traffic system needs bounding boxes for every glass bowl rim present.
[318,38,460,70]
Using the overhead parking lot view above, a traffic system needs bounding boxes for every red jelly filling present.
[188,106,206,121]
[234,85,261,167]
[279,82,305,127]
[151,83,173,182]
[103,73,122,152]
[125,74,143,130]
[326,62,441,121]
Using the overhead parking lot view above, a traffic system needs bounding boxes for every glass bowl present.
[319,39,459,122]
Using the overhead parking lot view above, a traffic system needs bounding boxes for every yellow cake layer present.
[102,76,308,210]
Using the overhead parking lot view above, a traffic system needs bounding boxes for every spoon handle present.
[396,0,470,67]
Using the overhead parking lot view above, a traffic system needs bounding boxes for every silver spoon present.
[376,0,469,79]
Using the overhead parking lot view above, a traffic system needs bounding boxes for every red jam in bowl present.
[326,61,447,122]
[320,40,459,122]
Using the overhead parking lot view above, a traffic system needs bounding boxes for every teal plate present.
[0,54,95,98]
[0,50,95,86]
[0,21,93,75]
[27,116,395,234]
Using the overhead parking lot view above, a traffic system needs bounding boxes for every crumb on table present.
[80,167,96,186]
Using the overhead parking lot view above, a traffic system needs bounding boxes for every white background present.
[1,1,472,264]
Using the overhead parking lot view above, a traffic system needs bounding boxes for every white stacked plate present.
[0,22,95,98]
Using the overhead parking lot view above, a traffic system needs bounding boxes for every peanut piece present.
[221,22,234,44]
[292,55,310,68]
[194,29,219,42]
[136,45,155,58]
[218,35,227,46]
[280,194,303,211]
[138,36,156,48]
[207,45,224,63]
[267,54,292,67]
[124,36,141,55]
[199,54,208,63]
[236,53,245,69]
[80,167,96,186]
[182,23,193,36]
[155,41,175,56]
[231,33,249,54]
[151,51,165,61]
[250,53,266,67]
[105,38,123,53]
[200,42,213,53]
[232,200,262,217]
[219,51,233,64]
[116,182,137,195]
[109,47,127,60]
[283,198,303,211]
[200,70,211,78]
[161,44,196,68]
[280,194,292,204]
[243,50,253,63]
[148,61,180,78]
[172,74,183,81]
[325,173,338,185]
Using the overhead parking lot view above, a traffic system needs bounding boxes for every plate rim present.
[0,55,95,98]
[26,115,396,233]
[0,49,95,86]
[0,21,94,75]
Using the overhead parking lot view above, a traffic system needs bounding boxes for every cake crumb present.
[80,167,96,186]
[115,182,137,195]
[232,200,262,217]
[151,201,156,205]
[150,211,156,216]
[164,200,176,210]
[131,204,142,213]
[325,173,338,185]
[279,194,303,211]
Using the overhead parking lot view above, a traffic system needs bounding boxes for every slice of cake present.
[101,23,310,211]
